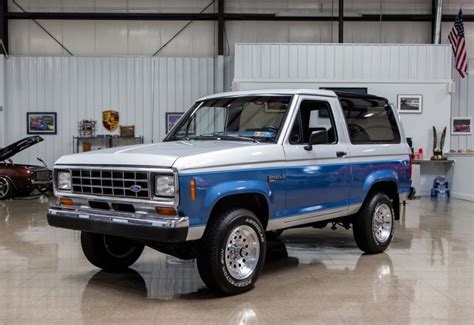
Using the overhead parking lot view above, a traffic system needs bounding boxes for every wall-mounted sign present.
[27,112,57,135]
[451,117,472,135]
[102,110,119,132]
[397,95,423,114]
[166,112,184,133]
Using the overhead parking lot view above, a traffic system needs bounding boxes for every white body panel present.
[56,88,410,171]
[55,140,267,169]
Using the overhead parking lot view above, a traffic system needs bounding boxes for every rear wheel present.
[197,208,266,295]
[80,232,144,272]
[352,193,394,254]
[0,177,14,200]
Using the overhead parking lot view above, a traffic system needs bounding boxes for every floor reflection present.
[1,197,473,323]
[0,202,10,222]
[82,238,400,301]
[79,237,411,322]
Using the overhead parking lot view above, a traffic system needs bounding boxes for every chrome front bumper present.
[32,180,51,185]
[47,206,190,243]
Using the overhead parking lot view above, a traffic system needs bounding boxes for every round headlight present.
[155,175,175,197]
[57,171,71,190]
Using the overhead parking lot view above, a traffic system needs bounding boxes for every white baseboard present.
[451,192,474,202]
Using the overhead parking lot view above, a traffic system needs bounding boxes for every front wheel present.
[0,177,15,200]
[80,232,144,272]
[197,208,266,295]
[352,193,394,254]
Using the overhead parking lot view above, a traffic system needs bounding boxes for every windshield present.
[165,96,292,143]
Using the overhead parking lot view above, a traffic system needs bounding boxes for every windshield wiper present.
[194,133,259,143]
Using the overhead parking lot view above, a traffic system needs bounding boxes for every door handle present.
[336,151,347,158]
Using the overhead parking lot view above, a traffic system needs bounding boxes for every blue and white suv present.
[48,89,411,295]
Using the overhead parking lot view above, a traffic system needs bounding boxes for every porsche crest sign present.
[102,110,119,132]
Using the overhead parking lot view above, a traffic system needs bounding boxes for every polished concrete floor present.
[0,196,473,324]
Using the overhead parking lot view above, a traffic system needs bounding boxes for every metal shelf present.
[73,135,144,154]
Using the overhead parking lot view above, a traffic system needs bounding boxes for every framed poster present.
[451,117,472,135]
[27,112,57,135]
[166,112,184,133]
[397,95,423,114]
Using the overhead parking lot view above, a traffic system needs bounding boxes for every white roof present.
[197,89,337,101]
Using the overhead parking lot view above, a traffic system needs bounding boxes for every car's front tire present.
[80,232,144,272]
[197,208,266,295]
[352,192,395,254]
[0,177,15,200]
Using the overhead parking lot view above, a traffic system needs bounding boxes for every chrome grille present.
[71,169,150,199]
[34,170,51,181]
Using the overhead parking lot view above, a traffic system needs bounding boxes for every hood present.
[55,141,259,168]
[0,136,44,161]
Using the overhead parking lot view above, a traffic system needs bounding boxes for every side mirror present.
[304,130,328,151]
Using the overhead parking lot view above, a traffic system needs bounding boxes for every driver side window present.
[289,100,338,145]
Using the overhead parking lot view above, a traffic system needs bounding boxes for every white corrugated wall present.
[234,43,452,83]
[451,58,474,151]
[232,43,452,156]
[5,56,214,167]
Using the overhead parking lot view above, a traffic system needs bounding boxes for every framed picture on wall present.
[397,95,423,114]
[27,112,57,135]
[451,117,472,135]
[166,112,184,134]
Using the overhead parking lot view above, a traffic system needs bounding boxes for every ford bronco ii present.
[48,89,411,295]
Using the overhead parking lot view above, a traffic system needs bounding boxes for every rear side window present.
[339,96,401,144]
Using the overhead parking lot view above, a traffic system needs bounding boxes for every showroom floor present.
[0,196,473,324]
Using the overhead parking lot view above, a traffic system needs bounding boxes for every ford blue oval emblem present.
[129,185,142,193]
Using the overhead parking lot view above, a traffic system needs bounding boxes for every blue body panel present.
[284,163,351,218]
[178,159,411,228]
[179,168,286,227]
[350,160,411,206]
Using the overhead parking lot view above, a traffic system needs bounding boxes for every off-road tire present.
[81,232,144,272]
[352,192,394,254]
[197,208,266,295]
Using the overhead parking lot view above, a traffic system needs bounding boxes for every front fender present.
[361,169,399,200]
[202,180,274,220]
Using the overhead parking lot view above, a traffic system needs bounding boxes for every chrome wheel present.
[0,177,10,199]
[372,203,393,243]
[225,225,260,280]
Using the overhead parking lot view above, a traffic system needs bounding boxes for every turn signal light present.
[155,206,178,216]
[190,179,196,200]
[60,198,74,206]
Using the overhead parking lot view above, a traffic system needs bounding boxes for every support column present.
[0,0,8,55]
[0,55,5,147]
[338,0,344,43]
[432,0,443,44]
[218,0,224,55]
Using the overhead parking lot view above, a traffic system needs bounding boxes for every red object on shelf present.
[417,148,423,160]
